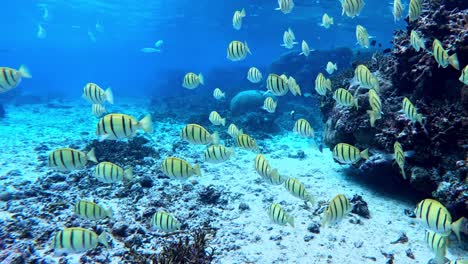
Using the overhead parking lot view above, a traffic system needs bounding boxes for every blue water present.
[1,0,403,99]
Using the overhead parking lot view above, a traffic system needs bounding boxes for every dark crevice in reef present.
[319,0,467,218]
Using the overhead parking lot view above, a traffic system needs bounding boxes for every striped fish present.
[264,168,287,185]
[283,178,314,204]
[410,31,426,52]
[209,111,226,126]
[91,104,106,118]
[227,40,251,61]
[432,39,459,70]
[393,0,404,22]
[299,40,310,56]
[356,25,370,48]
[94,162,133,183]
[333,88,358,109]
[151,211,181,232]
[48,148,97,171]
[82,83,114,104]
[247,67,262,83]
[321,13,334,29]
[161,157,201,178]
[0,65,31,94]
[213,88,225,100]
[232,8,246,30]
[236,133,258,151]
[266,74,289,96]
[322,194,351,227]
[181,124,219,145]
[275,0,294,14]
[293,118,314,138]
[51,227,108,253]
[354,64,379,91]
[315,73,331,96]
[332,143,369,164]
[268,203,295,227]
[227,123,243,139]
[288,76,301,96]
[74,200,113,220]
[182,72,204,89]
[341,0,365,18]
[408,0,422,22]
[367,89,382,127]
[281,29,297,49]
[254,154,271,178]
[204,145,235,163]
[394,142,406,179]
[425,230,447,264]
[402,97,423,125]
[96,114,152,140]
[414,199,466,241]
[262,97,277,113]
[460,65,468,85]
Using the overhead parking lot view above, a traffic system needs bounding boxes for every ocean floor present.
[0,98,466,263]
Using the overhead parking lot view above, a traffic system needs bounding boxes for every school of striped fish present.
[1,0,466,261]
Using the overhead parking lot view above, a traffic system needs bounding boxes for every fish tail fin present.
[238,129,243,136]
[193,164,202,177]
[241,8,246,17]
[198,73,204,85]
[18,65,32,78]
[331,17,334,24]
[124,167,133,181]
[451,217,466,242]
[288,216,295,228]
[354,98,359,110]
[221,118,226,126]
[87,148,98,163]
[326,80,332,91]
[229,147,236,158]
[139,114,153,133]
[98,232,109,248]
[321,214,329,227]
[360,148,369,160]
[448,53,459,70]
[106,208,114,220]
[245,41,251,54]
[105,87,114,104]
[367,110,377,127]
[211,131,220,145]
[334,63,338,70]
[307,194,315,206]
[269,168,279,179]
[401,168,407,179]
[417,114,423,125]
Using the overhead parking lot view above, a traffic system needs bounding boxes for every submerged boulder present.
[230,90,267,116]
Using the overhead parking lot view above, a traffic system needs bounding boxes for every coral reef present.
[319,0,467,218]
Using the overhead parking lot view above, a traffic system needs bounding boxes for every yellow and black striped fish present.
[432,39,459,70]
[182,72,204,89]
[367,89,382,127]
[0,65,31,94]
[74,200,113,220]
[425,230,448,264]
[213,88,225,100]
[82,83,114,104]
[51,227,108,253]
[332,143,369,164]
[460,65,468,85]
[408,0,422,22]
[293,118,315,138]
[151,211,181,232]
[236,133,258,151]
[283,178,314,204]
[227,123,243,139]
[288,76,301,96]
[48,148,97,171]
[322,194,351,227]
[410,31,426,52]
[392,0,404,22]
[394,142,406,179]
[232,8,246,30]
[204,145,235,163]
[402,97,423,125]
[266,73,289,96]
[254,154,271,178]
[414,199,465,241]
[247,67,262,83]
[262,97,277,113]
[161,157,201,178]
[356,25,369,48]
[321,13,334,29]
[181,124,219,145]
[268,203,295,227]
[227,40,251,61]
[333,88,358,109]
[96,113,152,140]
[91,104,106,118]
[209,111,226,126]
[94,162,133,183]
[354,65,378,91]
[281,28,297,49]
[341,0,365,18]
[315,73,331,96]
[275,0,294,14]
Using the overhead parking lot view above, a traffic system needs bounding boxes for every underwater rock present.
[230,90,268,116]
[390,233,408,244]
[238,202,250,211]
[350,195,370,219]
[0,104,4,118]
[198,185,222,205]
[156,229,215,263]
[307,222,320,234]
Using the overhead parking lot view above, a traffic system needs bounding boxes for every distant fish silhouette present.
[141,48,161,53]
[95,21,104,33]
[37,24,46,39]
[88,30,96,43]
[154,40,164,49]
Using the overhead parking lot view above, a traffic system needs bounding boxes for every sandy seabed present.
[0,98,465,264]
